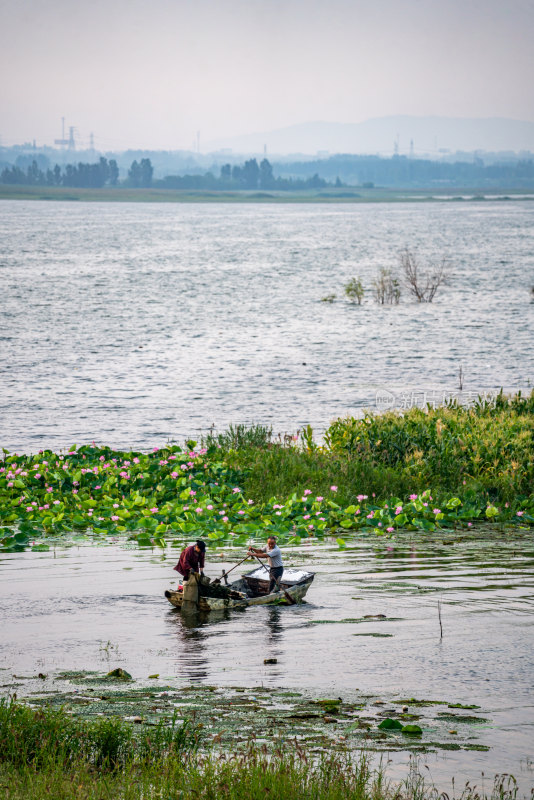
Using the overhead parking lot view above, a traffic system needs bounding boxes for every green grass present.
[0,701,523,800]
[1,184,533,203]
[234,392,534,507]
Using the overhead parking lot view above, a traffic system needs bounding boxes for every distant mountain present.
[207,116,534,156]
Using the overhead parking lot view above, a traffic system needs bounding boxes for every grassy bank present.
[1,393,532,553]
[0,701,519,800]
[1,184,533,203]
[235,391,534,505]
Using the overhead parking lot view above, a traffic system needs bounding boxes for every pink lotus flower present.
[366,512,374,519]
[395,506,403,515]
[195,507,203,514]
[387,527,394,532]
[304,489,312,496]
[53,500,60,505]
[233,487,241,493]
[468,522,473,527]
[111,515,119,521]
[26,506,33,512]
[316,496,324,502]
[308,524,314,529]
[133,457,140,464]
[150,507,158,514]
[330,485,338,492]
[516,511,524,517]
[303,514,310,519]
[433,508,441,515]
[222,516,229,522]
[207,504,213,510]
[113,503,119,508]
[238,510,245,515]
[171,471,179,479]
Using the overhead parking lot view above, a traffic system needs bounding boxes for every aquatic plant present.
[0,394,532,552]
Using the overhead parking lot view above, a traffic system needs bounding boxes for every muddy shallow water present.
[1,531,533,793]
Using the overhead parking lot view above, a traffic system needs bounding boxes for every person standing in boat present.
[174,540,206,581]
[248,536,284,594]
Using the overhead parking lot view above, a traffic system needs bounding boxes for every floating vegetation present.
[6,670,491,759]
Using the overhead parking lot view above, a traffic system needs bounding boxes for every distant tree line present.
[275,154,534,188]
[1,157,119,188]
[158,158,328,191]
[3,153,534,191]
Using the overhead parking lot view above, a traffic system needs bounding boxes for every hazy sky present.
[1,0,533,150]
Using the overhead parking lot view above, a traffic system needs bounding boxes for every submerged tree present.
[344,277,365,304]
[372,268,401,304]
[400,247,448,302]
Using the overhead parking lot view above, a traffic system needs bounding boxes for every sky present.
[1,0,533,151]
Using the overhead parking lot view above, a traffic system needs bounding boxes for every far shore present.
[1,184,533,204]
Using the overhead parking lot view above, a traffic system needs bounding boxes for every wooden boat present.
[165,566,314,612]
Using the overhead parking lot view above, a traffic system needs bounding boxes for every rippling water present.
[1,533,533,791]
[1,199,533,451]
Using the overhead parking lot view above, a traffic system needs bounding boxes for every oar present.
[250,553,296,605]
[212,554,251,585]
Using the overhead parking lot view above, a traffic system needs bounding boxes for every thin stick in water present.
[438,599,443,639]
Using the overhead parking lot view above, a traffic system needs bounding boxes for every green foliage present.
[0,699,198,770]
[344,277,365,304]
[324,391,534,500]
[203,423,272,450]
[1,395,532,554]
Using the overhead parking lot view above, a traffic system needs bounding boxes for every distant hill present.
[207,116,534,156]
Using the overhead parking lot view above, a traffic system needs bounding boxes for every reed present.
[0,702,523,800]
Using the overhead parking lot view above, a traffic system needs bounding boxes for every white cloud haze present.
[1,0,533,150]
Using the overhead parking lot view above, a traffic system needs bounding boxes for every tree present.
[400,248,447,302]
[259,158,274,189]
[220,163,232,181]
[242,158,260,189]
[108,159,119,186]
[372,268,401,304]
[139,158,153,188]
[344,277,365,304]
[128,160,141,187]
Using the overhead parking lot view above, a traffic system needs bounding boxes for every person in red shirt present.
[174,540,206,581]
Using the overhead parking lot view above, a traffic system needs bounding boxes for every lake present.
[1,532,533,793]
[1,199,533,452]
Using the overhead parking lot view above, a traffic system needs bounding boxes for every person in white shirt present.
[248,536,284,593]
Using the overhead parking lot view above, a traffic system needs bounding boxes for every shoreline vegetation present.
[1,184,534,203]
[1,392,532,552]
[0,699,522,800]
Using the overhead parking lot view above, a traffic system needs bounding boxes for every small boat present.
[165,566,314,612]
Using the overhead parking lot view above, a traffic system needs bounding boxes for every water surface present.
[1,200,533,450]
[1,532,533,792]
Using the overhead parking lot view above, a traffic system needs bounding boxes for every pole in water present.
[438,599,443,639]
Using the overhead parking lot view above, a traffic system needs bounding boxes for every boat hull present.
[165,576,313,612]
